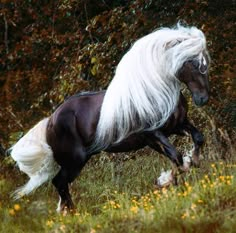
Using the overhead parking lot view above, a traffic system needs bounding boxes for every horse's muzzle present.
[193,93,209,106]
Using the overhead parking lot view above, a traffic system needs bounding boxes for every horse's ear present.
[165,39,183,49]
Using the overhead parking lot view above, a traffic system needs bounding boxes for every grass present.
[0,150,236,233]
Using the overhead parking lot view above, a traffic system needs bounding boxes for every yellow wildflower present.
[184,182,189,187]
[116,203,121,209]
[153,190,159,195]
[90,229,96,233]
[109,200,115,205]
[187,186,192,192]
[182,191,187,197]
[130,206,139,214]
[226,180,231,185]
[60,224,66,231]
[191,203,197,210]
[219,176,225,181]
[9,209,15,216]
[14,204,21,211]
[46,220,54,227]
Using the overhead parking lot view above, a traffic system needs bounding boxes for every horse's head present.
[178,52,210,106]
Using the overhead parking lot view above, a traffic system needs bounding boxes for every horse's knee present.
[169,152,183,167]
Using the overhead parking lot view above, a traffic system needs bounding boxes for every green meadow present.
[1,148,236,233]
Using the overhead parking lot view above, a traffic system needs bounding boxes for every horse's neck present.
[178,93,187,109]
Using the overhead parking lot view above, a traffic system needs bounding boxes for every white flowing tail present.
[10,118,60,199]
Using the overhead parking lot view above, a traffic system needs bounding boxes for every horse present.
[10,24,210,212]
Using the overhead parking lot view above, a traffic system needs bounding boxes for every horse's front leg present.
[148,131,183,167]
[147,131,190,187]
[181,119,204,167]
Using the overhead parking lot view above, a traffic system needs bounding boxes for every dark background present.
[0,0,235,157]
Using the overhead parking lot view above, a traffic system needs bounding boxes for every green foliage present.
[0,0,235,148]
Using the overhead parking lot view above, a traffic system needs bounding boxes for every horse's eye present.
[192,60,199,69]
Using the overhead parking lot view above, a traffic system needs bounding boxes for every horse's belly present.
[105,135,146,153]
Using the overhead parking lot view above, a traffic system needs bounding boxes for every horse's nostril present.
[201,95,209,105]
[193,94,209,106]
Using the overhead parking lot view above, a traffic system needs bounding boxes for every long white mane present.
[94,24,208,150]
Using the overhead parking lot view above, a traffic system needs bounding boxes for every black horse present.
[11,24,210,212]
[47,90,206,211]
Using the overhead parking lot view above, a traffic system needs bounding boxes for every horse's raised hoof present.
[155,169,175,188]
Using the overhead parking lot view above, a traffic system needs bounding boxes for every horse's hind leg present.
[52,148,89,213]
[49,110,92,213]
[52,168,74,212]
